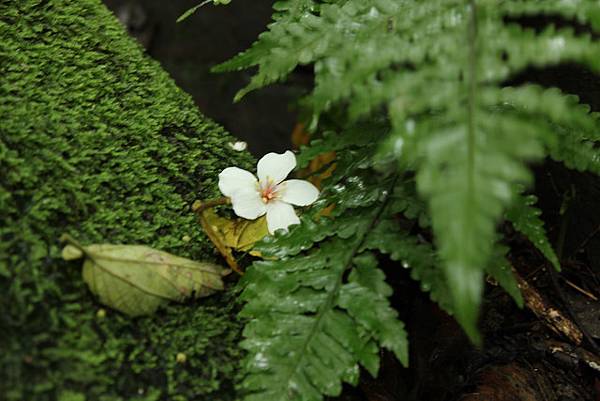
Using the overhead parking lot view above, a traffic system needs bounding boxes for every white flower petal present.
[218,167,257,197]
[279,179,319,206]
[257,150,296,184]
[228,141,248,151]
[266,201,300,234]
[231,188,267,220]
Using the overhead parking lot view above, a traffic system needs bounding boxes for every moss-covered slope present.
[0,1,252,400]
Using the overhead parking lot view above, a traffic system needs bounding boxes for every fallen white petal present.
[228,141,248,151]
[279,179,319,206]
[231,188,267,220]
[266,201,300,234]
[257,150,296,184]
[218,167,257,197]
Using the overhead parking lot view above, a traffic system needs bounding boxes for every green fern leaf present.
[361,216,452,314]
[239,223,407,401]
[506,189,560,270]
[236,167,410,401]
[339,253,408,365]
[296,123,386,168]
[213,0,321,100]
[485,244,524,308]
[483,86,600,174]
[499,1,600,31]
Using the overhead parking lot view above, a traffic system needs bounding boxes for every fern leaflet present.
[238,174,408,401]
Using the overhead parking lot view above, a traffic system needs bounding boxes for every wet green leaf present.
[61,236,227,317]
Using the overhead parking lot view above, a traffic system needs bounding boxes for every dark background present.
[103,0,296,156]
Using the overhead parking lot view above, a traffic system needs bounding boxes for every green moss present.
[0,1,253,400]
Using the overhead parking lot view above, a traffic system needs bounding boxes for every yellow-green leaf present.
[203,210,269,253]
[61,237,227,317]
[62,244,83,260]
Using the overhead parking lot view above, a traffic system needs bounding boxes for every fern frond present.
[213,0,320,100]
[362,216,452,313]
[483,86,600,173]
[506,188,560,270]
[214,0,318,73]
[499,0,600,31]
[296,122,387,168]
[238,178,407,401]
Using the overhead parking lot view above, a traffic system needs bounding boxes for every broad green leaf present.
[61,236,226,317]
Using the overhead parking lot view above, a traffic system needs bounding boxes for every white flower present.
[218,150,319,234]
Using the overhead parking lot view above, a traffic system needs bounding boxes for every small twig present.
[525,263,546,280]
[563,279,598,301]
[545,185,600,351]
[571,223,600,257]
[191,197,230,213]
[583,263,600,289]
[514,267,583,345]
[545,339,600,374]
[547,265,600,352]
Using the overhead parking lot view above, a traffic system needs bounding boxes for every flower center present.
[259,178,279,204]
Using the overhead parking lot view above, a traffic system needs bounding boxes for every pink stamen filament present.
[259,178,279,203]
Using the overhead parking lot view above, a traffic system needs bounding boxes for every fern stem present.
[467,0,478,197]
[281,174,401,389]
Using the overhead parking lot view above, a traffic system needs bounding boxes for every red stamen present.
[260,180,278,203]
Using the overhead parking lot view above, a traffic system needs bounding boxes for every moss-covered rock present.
[0,1,253,400]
